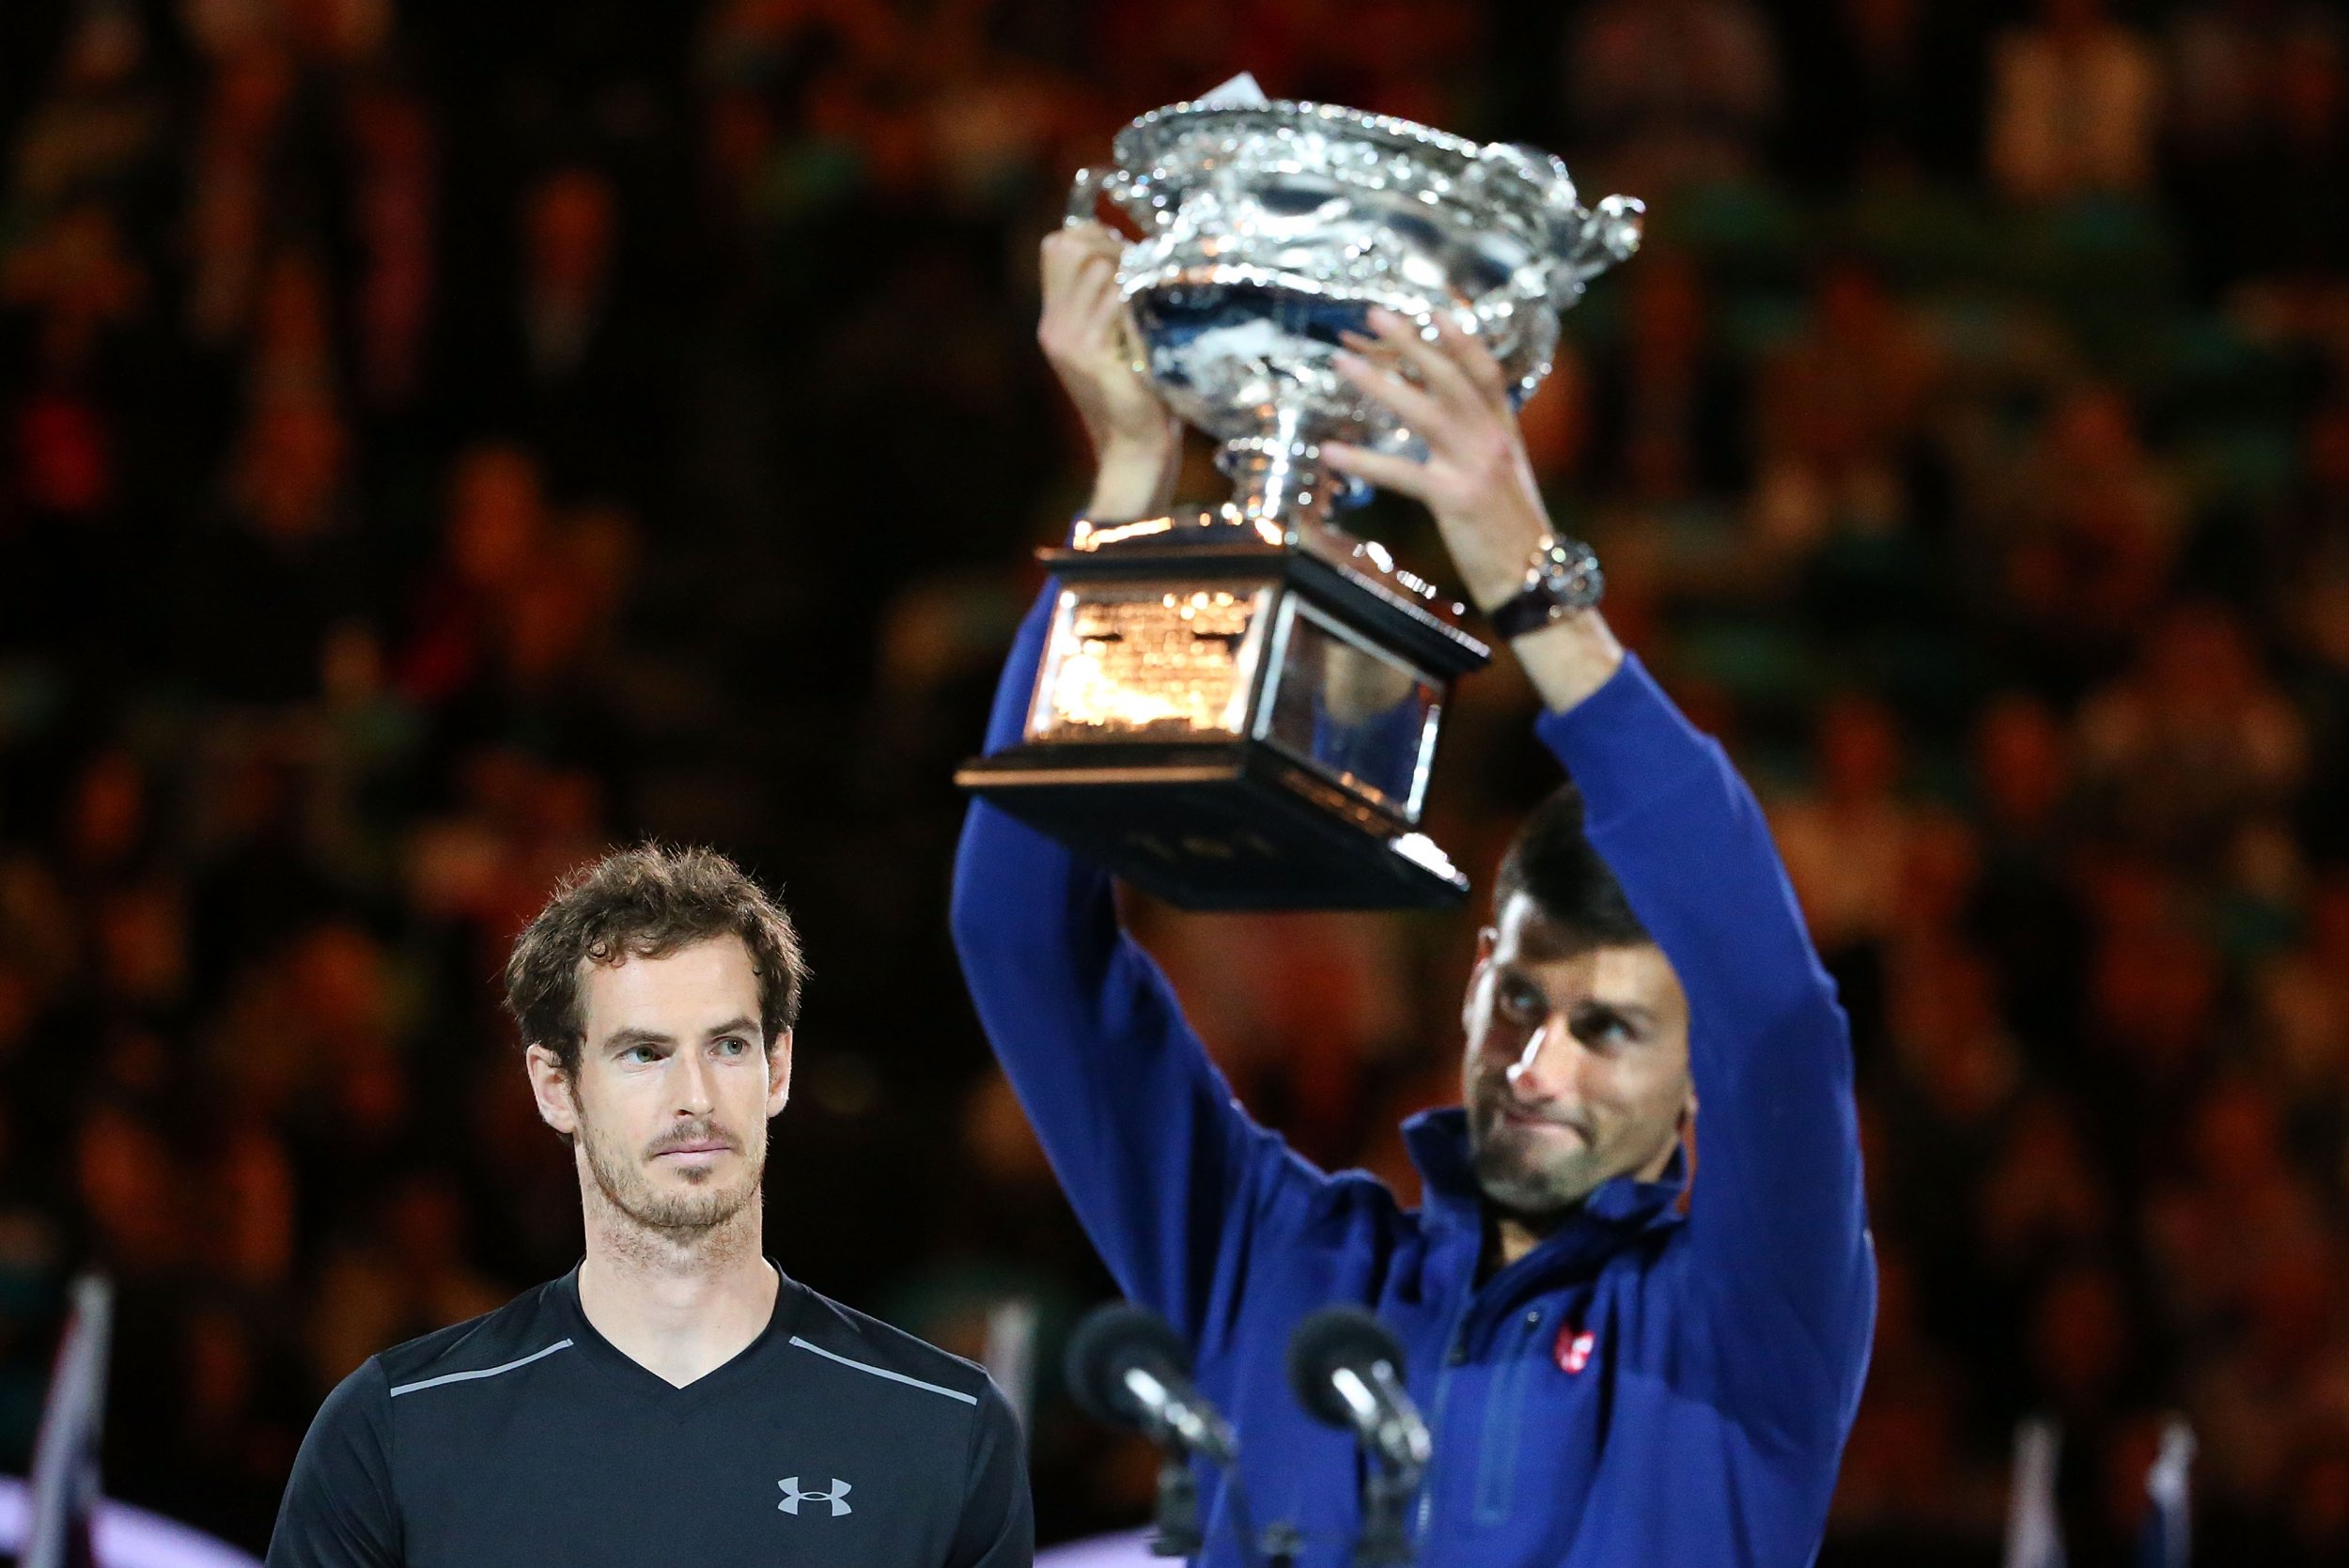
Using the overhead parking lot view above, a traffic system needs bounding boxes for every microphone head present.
[1066,1301,1190,1428]
[1286,1305,1406,1430]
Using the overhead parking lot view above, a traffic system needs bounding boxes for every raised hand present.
[1324,306,1623,711]
[1320,307,1555,613]
[1038,223,1181,520]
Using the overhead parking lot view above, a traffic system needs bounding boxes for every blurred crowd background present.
[2,0,2347,1561]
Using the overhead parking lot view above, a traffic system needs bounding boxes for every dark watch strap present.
[1488,535,1604,640]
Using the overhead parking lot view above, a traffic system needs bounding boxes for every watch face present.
[1544,542,1600,604]
[1493,539,1601,639]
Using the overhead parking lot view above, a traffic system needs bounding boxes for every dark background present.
[3,0,2349,1562]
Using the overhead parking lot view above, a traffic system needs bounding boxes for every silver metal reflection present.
[1251,596,1442,819]
[1068,99,1644,531]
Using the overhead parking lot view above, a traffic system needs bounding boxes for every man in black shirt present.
[267,845,1032,1567]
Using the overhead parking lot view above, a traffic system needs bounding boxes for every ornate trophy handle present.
[1552,194,1645,293]
[1066,163,1157,235]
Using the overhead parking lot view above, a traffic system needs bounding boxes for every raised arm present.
[952,590,1326,1344]
[1540,659,1872,1436]
[1328,309,1873,1442]
[949,225,1326,1345]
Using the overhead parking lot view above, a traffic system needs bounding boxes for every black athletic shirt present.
[265,1265,1032,1567]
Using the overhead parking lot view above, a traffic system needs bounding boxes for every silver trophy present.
[959,95,1642,910]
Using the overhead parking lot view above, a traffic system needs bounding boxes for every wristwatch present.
[1488,534,1605,641]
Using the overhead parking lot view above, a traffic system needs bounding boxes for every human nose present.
[1503,1014,1587,1104]
[673,1048,716,1117]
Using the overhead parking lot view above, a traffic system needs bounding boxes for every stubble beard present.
[579,1111,765,1235]
[1466,1079,1608,1219]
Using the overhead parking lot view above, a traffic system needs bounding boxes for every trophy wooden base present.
[956,739,1470,909]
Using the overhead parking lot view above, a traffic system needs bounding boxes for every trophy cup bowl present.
[958,99,1642,910]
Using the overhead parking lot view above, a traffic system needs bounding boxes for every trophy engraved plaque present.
[957,95,1641,909]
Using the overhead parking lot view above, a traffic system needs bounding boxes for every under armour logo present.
[778,1477,852,1517]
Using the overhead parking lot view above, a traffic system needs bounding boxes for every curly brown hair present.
[504,842,806,1077]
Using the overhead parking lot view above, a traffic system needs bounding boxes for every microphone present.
[1066,1302,1240,1560]
[1287,1306,1431,1474]
[1287,1306,1430,1566]
[1066,1301,1238,1464]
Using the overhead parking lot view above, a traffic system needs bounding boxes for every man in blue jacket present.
[952,224,1875,1567]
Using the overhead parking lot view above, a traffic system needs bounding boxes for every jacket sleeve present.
[1535,655,1875,1446]
[950,584,1329,1349]
[265,1359,402,1568]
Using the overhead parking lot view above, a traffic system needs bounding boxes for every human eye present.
[1575,1008,1638,1050]
[1497,977,1547,1027]
[622,1044,662,1065]
[713,1036,751,1058]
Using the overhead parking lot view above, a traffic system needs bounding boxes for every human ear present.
[525,1043,579,1136]
[766,1028,793,1118]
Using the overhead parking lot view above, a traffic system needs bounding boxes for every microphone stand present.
[1121,1362,1226,1557]
[1139,1417,1294,1568]
[1143,1434,1304,1568]
[1356,1467,1416,1567]
[1332,1361,1426,1567]
[1146,1445,1204,1559]
[1285,1306,1432,1567]
[1068,1303,1295,1568]
[1256,1519,1303,1568]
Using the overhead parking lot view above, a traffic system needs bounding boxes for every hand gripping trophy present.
[958,90,1641,909]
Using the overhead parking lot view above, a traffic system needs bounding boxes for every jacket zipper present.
[1474,1309,1544,1523]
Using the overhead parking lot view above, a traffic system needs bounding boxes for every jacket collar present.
[1404,1107,1688,1269]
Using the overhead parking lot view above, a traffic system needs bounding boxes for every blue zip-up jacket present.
[952,586,1875,1568]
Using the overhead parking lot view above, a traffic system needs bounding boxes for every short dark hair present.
[505,843,806,1076]
[1492,782,1651,948]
